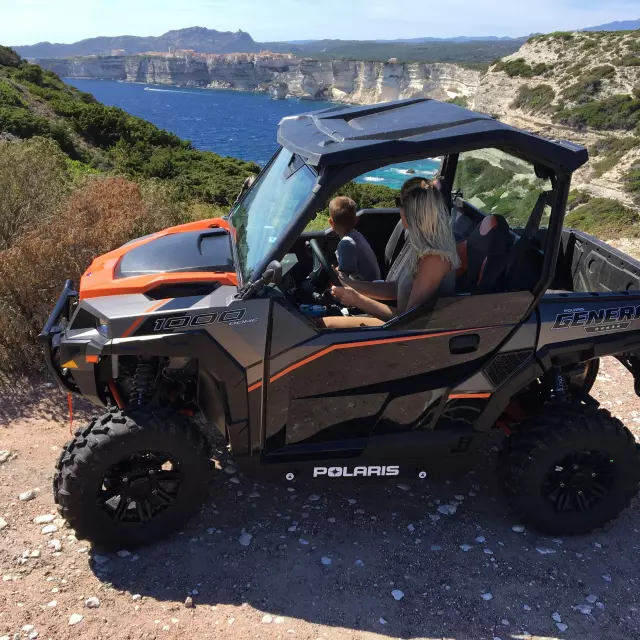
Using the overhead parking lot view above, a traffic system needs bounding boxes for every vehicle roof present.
[277,98,589,174]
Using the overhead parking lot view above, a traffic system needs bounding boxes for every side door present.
[260,291,533,461]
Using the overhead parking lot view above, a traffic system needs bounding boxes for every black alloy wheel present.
[54,408,212,549]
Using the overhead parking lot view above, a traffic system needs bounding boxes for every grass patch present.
[561,65,616,104]
[624,161,640,203]
[591,136,639,177]
[616,54,640,67]
[567,190,592,212]
[565,198,640,238]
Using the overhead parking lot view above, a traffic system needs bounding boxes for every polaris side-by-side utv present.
[42,98,640,549]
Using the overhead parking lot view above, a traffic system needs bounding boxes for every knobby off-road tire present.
[54,408,212,549]
[498,402,640,535]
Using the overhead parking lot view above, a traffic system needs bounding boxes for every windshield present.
[229,149,316,284]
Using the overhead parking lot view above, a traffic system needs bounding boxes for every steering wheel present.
[308,239,341,287]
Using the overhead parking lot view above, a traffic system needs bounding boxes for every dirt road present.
[2,357,640,640]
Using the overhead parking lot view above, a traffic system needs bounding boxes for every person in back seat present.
[329,196,380,282]
[321,178,459,328]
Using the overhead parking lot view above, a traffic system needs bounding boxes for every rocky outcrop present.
[35,53,483,105]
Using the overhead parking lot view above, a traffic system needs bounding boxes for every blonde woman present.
[322,177,459,328]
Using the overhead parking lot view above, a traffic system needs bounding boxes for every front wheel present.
[54,408,212,549]
[498,402,640,535]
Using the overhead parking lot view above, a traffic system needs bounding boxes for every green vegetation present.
[0,138,190,374]
[624,160,640,203]
[0,48,263,375]
[511,84,556,114]
[565,198,640,238]
[453,155,549,226]
[493,58,551,78]
[0,49,260,207]
[553,94,640,131]
[561,65,616,104]
[548,32,575,41]
[307,181,398,231]
[590,136,639,177]
[529,32,575,43]
[263,39,525,64]
[616,54,640,67]
[446,96,469,107]
[566,190,592,212]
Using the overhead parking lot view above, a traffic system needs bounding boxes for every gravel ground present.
[2,357,640,640]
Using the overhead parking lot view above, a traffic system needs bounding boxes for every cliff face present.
[35,54,483,104]
[472,31,640,207]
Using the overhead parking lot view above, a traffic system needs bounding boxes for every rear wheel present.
[54,408,211,549]
[498,402,640,534]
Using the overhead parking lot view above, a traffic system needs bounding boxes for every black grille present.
[484,350,533,387]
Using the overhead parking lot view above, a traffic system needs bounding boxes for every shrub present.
[553,94,640,131]
[493,58,551,78]
[561,65,616,104]
[454,157,512,195]
[618,54,640,67]
[511,84,556,114]
[591,136,638,177]
[549,32,575,41]
[0,46,21,68]
[14,64,44,86]
[565,198,640,238]
[446,96,469,107]
[0,137,71,250]
[0,80,24,107]
[0,106,76,155]
[566,190,591,212]
[0,177,188,373]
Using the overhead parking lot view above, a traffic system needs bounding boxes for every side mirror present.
[263,260,282,286]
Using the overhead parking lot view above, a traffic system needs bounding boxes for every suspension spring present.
[130,361,157,406]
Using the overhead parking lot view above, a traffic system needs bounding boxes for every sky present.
[2,0,640,45]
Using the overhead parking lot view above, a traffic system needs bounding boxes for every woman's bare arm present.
[340,276,398,301]
[405,255,450,311]
[331,284,398,321]
[331,255,451,322]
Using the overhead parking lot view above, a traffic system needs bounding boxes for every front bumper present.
[39,279,79,393]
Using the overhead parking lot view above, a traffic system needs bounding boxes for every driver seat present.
[383,220,407,279]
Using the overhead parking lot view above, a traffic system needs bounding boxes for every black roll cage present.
[243,141,571,324]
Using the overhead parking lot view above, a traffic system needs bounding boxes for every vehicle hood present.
[79,218,238,299]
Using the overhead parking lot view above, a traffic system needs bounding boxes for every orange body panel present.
[79,217,237,300]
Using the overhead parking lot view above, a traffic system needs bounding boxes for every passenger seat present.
[456,214,512,294]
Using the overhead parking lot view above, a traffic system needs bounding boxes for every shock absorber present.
[552,371,569,401]
[130,359,157,406]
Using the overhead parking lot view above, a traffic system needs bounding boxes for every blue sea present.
[66,78,439,188]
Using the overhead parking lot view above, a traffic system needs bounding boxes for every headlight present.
[97,323,109,337]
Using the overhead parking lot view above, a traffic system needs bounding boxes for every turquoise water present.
[66,78,439,187]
